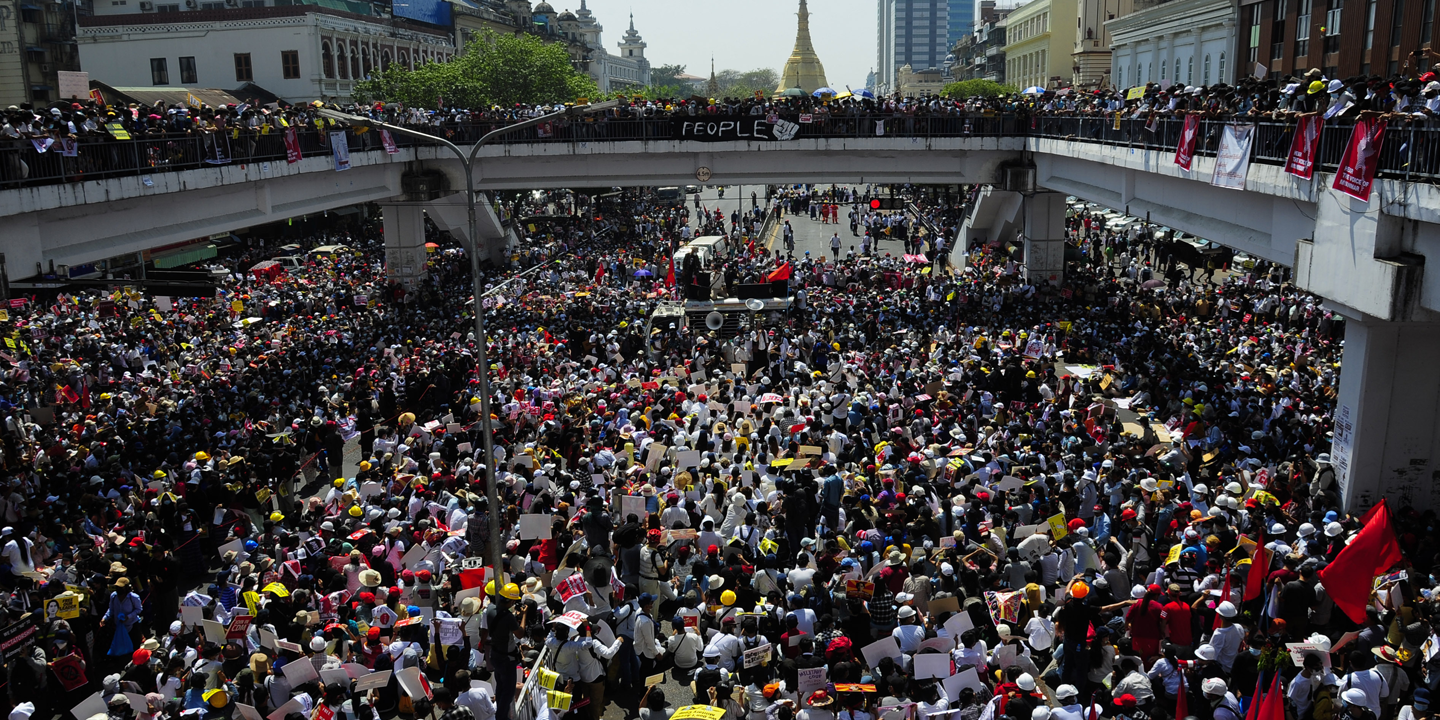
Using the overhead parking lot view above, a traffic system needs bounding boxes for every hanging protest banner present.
[1211,124,1255,190]
[1332,116,1387,202]
[1174,114,1200,171]
[1285,114,1322,179]
[331,131,351,172]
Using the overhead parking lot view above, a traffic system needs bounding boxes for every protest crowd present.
[0,175,1434,720]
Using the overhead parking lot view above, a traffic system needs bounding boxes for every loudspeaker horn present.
[705,311,725,330]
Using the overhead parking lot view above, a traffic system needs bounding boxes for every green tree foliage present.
[646,64,690,96]
[353,31,600,108]
[941,79,1018,98]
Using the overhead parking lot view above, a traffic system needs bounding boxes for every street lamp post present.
[318,100,616,613]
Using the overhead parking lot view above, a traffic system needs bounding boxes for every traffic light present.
[870,198,902,210]
[870,199,881,210]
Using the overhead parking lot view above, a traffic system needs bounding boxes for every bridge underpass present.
[4,129,1440,510]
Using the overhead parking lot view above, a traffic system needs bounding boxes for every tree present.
[649,64,688,89]
[941,79,1018,99]
[353,31,600,108]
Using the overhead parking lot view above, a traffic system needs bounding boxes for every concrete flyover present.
[5,114,1440,511]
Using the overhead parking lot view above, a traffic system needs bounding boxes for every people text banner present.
[1332,117,1387,202]
[1285,114,1323,179]
[1174,114,1200,172]
[674,117,800,142]
[1211,123,1256,190]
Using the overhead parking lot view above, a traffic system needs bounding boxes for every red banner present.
[1332,117,1387,202]
[1174,115,1200,171]
[1285,114,1323,179]
[283,127,302,164]
[380,129,399,155]
[226,614,253,639]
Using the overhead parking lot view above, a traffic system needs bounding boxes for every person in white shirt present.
[891,607,925,654]
[1337,650,1390,717]
[453,670,497,720]
[633,594,665,675]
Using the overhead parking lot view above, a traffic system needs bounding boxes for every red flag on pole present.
[1318,499,1404,622]
[1244,527,1268,602]
[1214,569,1232,630]
[666,256,675,287]
[1259,671,1286,720]
[767,261,792,282]
[1175,667,1188,720]
[1243,675,1265,720]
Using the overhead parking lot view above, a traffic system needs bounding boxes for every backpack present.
[1310,683,1337,720]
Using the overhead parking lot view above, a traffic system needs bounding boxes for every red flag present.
[458,568,487,590]
[1174,114,1200,171]
[666,256,675,287]
[767,261,792,282]
[79,379,91,409]
[1244,675,1265,720]
[1213,568,1232,630]
[1175,667,1188,720]
[1332,117,1387,202]
[1285,113,1323,180]
[1259,671,1286,720]
[1319,499,1404,622]
[283,126,302,164]
[1244,527,1268,602]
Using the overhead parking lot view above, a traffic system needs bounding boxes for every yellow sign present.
[546,691,572,711]
[537,668,560,690]
[1047,513,1068,541]
[0,309,8,322]
[106,122,130,140]
[1126,86,1146,100]
[231,299,244,313]
[1165,544,1183,566]
[673,707,727,720]
[55,593,81,619]
[244,591,261,617]
[255,488,272,504]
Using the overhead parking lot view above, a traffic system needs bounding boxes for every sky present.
[579,0,879,90]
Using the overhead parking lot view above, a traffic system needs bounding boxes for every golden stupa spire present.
[775,0,829,95]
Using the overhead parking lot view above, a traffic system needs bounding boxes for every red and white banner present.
[380,129,399,154]
[1285,114,1323,179]
[1174,115,1200,172]
[1332,117,1387,202]
[556,573,588,602]
[283,127,302,164]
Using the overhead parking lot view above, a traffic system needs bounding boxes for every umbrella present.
[634,269,653,277]
[812,87,837,97]
[857,89,876,99]
[1141,279,1167,289]
[424,242,439,248]
[779,87,806,97]
[1021,86,1047,95]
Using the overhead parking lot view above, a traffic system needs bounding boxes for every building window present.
[150,57,168,85]
[234,53,253,82]
[1219,52,1226,81]
[322,42,335,78]
[199,2,222,8]
[350,43,360,78]
[1326,0,1343,52]
[1249,4,1262,61]
[1365,0,1377,48]
[1175,57,1181,81]
[1296,0,1312,55]
[179,56,197,83]
[381,49,391,70]
[337,44,349,79]
[281,50,299,78]
[1273,0,1288,57]
[156,3,179,10]
[1204,54,1211,82]
[1392,0,1406,48]
[1187,56,1193,82]
[1161,59,1168,79]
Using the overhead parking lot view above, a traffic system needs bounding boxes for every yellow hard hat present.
[501,583,522,600]
[721,590,737,606]
[360,461,372,471]
[349,505,363,517]
[333,478,346,488]
[203,689,229,708]
[269,512,284,523]
[195,451,210,461]
[486,579,499,596]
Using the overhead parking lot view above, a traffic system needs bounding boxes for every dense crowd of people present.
[0,182,1431,720]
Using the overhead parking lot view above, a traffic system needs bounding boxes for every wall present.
[1108,0,1237,89]
[0,0,24,107]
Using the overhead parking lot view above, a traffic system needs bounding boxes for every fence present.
[3,112,1438,190]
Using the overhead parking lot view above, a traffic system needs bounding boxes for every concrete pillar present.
[1022,191,1066,287]
[1332,315,1440,511]
[381,203,427,290]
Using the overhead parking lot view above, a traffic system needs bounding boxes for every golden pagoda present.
[775,0,830,95]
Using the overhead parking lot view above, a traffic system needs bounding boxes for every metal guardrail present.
[3,113,1438,190]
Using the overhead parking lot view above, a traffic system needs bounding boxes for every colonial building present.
[1004,0,1077,89]
[1108,0,1237,90]
[78,3,455,102]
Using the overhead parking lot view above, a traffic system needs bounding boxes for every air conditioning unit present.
[185,0,196,8]
[140,1,153,8]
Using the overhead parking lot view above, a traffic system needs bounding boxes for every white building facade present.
[551,0,649,93]
[1107,0,1238,91]
[78,4,453,102]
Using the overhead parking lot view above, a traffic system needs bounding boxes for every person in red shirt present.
[1126,583,1167,660]
[1159,583,1196,649]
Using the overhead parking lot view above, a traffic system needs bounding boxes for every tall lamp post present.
[317,100,617,610]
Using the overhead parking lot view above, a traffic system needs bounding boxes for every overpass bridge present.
[2,113,1440,512]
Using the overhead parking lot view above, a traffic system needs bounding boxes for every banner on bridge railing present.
[1211,123,1255,190]
[1285,113,1322,180]
[1174,115,1199,172]
[1332,117,1387,203]
[674,117,800,142]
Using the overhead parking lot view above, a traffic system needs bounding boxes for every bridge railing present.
[3,112,1437,191]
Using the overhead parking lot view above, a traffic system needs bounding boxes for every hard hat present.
[269,512,284,523]
[721,590,737,606]
[486,580,499,596]
[1070,581,1089,599]
[500,583,522,600]
[334,478,346,488]
[349,505,363,517]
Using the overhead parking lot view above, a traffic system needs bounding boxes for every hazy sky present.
[579,0,879,90]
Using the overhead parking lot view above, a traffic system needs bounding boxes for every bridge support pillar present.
[1022,191,1066,288]
[1329,314,1440,512]
[380,203,427,291]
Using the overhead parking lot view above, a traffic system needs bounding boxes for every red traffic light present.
[870,199,881,210]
